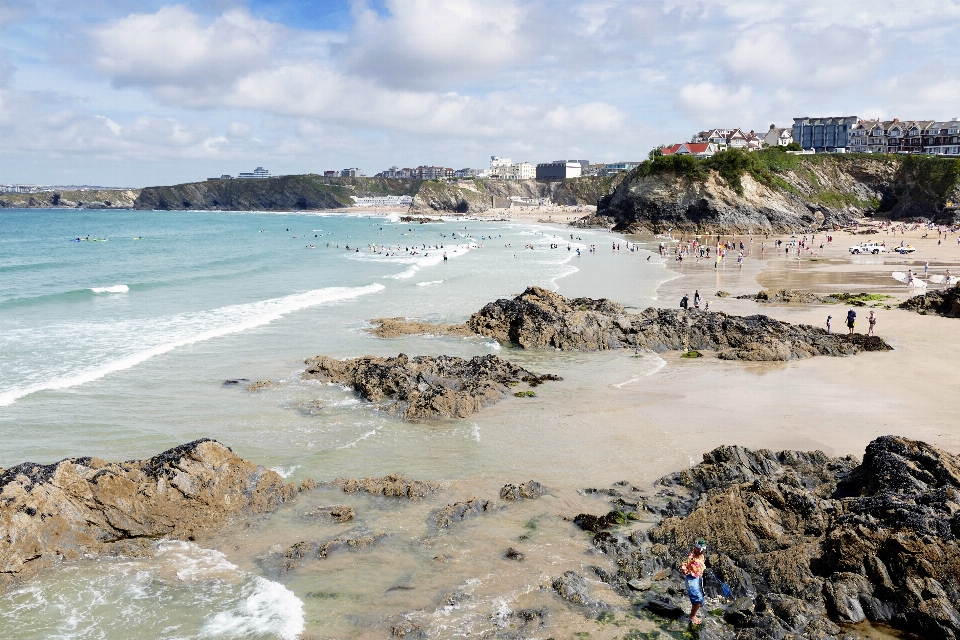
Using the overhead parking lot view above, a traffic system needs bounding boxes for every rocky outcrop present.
[434,498,494,529]
[366,317,474,339]
[0,189,140,209]
[583,437,960,640]
[467,286,891,360]
[331,474,440,500]
[598,153,960,233]
[500,480,546,500]
[0,439,296,590]
[900,285,960,317]
[408,176,621,215]
[302,353,562,420]
[736,289,828,304]
[134,175,420,211]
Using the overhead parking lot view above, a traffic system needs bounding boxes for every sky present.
[1,0,959,187]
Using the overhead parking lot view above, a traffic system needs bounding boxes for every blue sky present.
[1,0,959,187]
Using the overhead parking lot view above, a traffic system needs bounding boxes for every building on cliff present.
[847,118,959,156]
[661,142,718,158]
[792,116,858,152]
[238,167,271,179]
[535,160,587,180]
[763,125,794,147]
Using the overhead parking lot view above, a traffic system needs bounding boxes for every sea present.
[0,208,680,639]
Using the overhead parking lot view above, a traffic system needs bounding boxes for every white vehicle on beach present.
[849,242,886,255]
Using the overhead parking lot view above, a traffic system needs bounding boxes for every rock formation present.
[577,437,960,640]
[0,439,296,591]
[434,498,494,529]
[331,474,440,500]
[466,286,891,360]
[499,480,546,501]
[302,353,562,420]
[736,289,828,304]
[597,152,960,233]
[900,285,960,318]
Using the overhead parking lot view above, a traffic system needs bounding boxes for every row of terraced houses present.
[793,116,960,156]
[663,117,960,159]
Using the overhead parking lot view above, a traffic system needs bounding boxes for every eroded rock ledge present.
[574,436,960,640]
[373,286,891,360]
[900,285,960,318]
[302,353,561,420]
[0,439,296,591]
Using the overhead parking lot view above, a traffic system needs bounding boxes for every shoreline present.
[3,211,959,639]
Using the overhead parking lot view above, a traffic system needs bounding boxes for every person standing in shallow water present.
[681,540,708,625]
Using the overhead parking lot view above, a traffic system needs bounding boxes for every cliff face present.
[134,176,422,211]
[408,176,621,215]
[599,153,960,233]
[0,189,140,209]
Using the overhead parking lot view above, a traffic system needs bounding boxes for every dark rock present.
[505,547,525,561]
[500,480,546,500]
[900,285,960,318]
[551,570,610,611]
[222,378,250,386]
[465,287,891,360]
[645,595,686,619]
[574,510,627,532]
[643,436,960,640]
[0,440,295,590]
[435,498,493,529]
[724,596,756,627]
[302,353,561,420]
[736,289,826,304]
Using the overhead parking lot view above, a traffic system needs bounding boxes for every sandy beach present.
[614,222,960,460]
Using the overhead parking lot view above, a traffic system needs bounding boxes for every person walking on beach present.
[680,293,689,309]
[681,540,708,625]
[868,311,876,336]
[694,290,701,309]
[846,308,857,334]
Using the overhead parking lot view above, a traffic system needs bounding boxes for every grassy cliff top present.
[632,149,960,201]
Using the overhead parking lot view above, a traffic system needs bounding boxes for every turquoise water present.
[0,209,673,638]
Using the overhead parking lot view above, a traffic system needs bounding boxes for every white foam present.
[0,283,385,407]
[269,465,301,478]
[201,576,305,640]
[0,541,304,639]
[90,285,129,293]
[416,280,443,287]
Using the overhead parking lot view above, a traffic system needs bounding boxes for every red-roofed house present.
[661,142,718,158]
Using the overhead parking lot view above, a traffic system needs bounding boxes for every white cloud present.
[2,0,960,185]
[343,0,529,90]
[90,6,283,89]
[677,83,755,124]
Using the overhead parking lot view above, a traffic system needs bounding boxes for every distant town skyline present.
[1,0,958,188]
